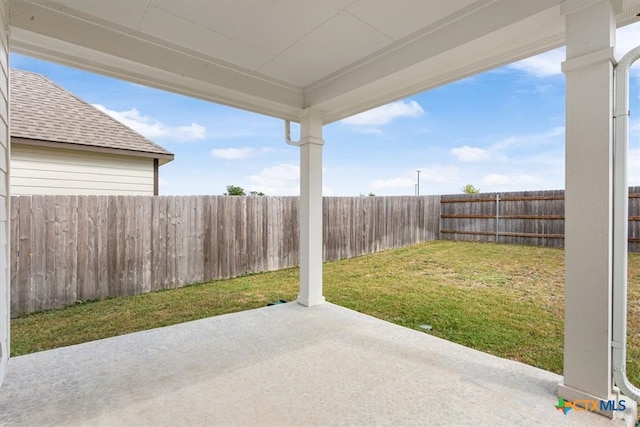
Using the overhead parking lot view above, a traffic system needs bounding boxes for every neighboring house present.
[9,69,174,196]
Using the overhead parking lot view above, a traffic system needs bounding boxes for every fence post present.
[495,194,500,242]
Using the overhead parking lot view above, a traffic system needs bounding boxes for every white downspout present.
[612,46,640,402]
[285,120,302,146]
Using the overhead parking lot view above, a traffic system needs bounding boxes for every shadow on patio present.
[0,302,624,426]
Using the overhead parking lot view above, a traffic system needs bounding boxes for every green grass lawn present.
[10,240,640,383]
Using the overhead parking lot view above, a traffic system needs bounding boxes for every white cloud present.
[248,164,300,195]
[448,128,564,169]
[211,147,253,160]
[450,146,491,162]
[629,147,640,185]
[93,104,206,141]
[420,165,460,184]
[246,164,334,195]
[508,48,564,78]
[617,23,640,59]
[210,146,274,160]
[340,100,425,126]
[539,126,565,139]
[491,136,518,150]
[490,126,564,151]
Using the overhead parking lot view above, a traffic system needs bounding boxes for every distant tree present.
[461,184,480,194]
[368,193,375,197]
[249,191,266,196]
[224,185,246,196]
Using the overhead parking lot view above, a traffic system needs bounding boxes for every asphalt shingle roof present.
[10,69,173,157]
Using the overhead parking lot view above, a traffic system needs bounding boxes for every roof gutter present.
[612,45,640,402]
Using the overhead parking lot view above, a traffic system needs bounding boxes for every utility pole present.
[416,170,421,196]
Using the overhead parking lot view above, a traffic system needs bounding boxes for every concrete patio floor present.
[0,302,631,426]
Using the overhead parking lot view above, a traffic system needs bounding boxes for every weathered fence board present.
[15,189,640,316]
[441,190,565,247]
[10,195,440,315]
[440,188,640,249]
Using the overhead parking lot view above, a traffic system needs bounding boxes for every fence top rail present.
[441,214,565,220]
[441,195,565,203]
[442,191,640,203]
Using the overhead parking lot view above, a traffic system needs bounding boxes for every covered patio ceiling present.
[9,0,640,123]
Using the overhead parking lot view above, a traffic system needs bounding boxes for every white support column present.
[559,0,616,411]
[297,109,325,307]
[0,0,9,386]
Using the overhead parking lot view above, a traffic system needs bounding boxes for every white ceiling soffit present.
[8,0,640,123]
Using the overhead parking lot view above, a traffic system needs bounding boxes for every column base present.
[296,295,326,307]
[558,382,637,424]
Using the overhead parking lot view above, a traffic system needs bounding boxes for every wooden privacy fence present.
[440,187,640,251]
[10,195,440,316]
[323,196,439,261]
[440,190,565,247]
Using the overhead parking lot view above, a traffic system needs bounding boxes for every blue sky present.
[10,23,640,196]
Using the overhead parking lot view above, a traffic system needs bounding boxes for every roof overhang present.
[12,137,175,165]
[8,0,640,123]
